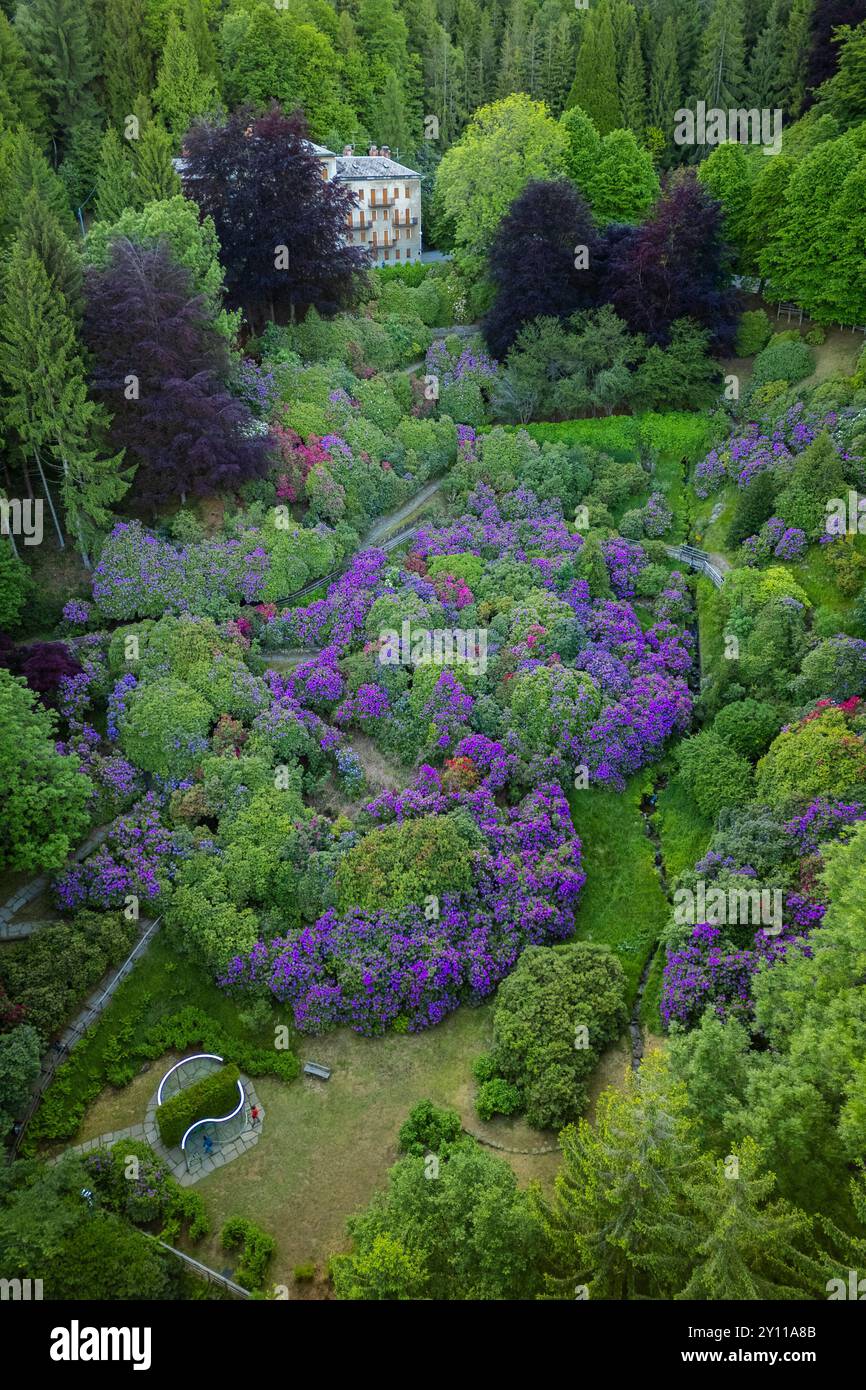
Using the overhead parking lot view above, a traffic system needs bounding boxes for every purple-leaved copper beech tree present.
[178,104,369,332]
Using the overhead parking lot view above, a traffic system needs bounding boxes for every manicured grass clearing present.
[567,779,669,1009]
[67,1001,561,1285]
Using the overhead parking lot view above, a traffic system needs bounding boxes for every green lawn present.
[567,778,669,1009]
[653,774,714,885]
[30,934,296,1152]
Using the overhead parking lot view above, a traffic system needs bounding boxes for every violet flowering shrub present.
[693,404,847,497]
[601,537,648,597]
[92,521,271,621]
[659,786,855,1030]
[220,769,585,1035]
[740,517,807,566]
[425,337,499,389]
[661,919,814,1029]
[53,793,192,911]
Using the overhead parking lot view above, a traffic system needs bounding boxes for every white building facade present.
[316,143,422,267]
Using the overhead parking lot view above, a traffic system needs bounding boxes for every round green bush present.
[475,1077,522,1121]
[752,339,815,388]
[734,309,772,357]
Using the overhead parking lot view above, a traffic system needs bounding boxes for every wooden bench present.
[303,1062,332,1081]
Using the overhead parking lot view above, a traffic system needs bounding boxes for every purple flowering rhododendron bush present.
[221,768,585,1034]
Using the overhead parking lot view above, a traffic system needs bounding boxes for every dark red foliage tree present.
[482,179,602,360]
[179,105,369,330]
[806,1,866,99]
[0,981,25,1033]
[0,635,83,705]
[606,173,739,353]
[83,238,270,508]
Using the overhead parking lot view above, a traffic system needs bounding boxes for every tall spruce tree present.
[0,242,127,562]
[781,0,816,118]
[0,126,74,247]
[94,127,135,224]
[620,29,648,136]
[693,0,747,111]
[102,0,153,128]
[14,0,99,137]
[566,7,622,134]
[0,11,46,137]
[680,1139,833,1300]
[649,16,681,138]
[748,0,788,109]
[531,1056,702,1299]
[15,186,83,322]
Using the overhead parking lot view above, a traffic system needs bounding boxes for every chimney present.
[368,144,378,157]
[380,145,391,158]
[343,144,353,156]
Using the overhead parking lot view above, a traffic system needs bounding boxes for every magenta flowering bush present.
[220,772,585,1034]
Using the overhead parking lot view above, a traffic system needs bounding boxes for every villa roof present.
[335,155,420,180]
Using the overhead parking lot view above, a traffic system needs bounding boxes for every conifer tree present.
[748,0,787,110]
[94,127,135,224]
[135,120,181,204]
[649,16,681,135]
[0,242,127,563]
[154,17,219,138]
[0,127,74,247]
[693,0,747,111]
[0,12,46,137]
[531,1056,701,1298]
[14,0,99,135]
[102,0,153,128]
[780,0,813,118]
[15,186,83,322]
[680,1139,831,1300]
[620,30,648,136]
[566,8,622,134]
[183,0,219,78]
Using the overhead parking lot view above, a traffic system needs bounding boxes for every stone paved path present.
[57,1075,265,1187]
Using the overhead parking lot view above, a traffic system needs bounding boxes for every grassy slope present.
[567,779,669,1011]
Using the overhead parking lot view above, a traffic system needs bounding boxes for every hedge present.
[157,1061,243,1148]
[24,1005,299,1153]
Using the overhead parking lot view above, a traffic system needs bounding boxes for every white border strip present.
[180,1081,246,1151]
[156,1053,224,1107]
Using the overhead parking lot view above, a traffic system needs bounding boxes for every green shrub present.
[676,730,754,819]
[156,1062,243,1148]
[0,911,136,1039]
[805,325,826,347]
[472,1051,498,1084]
[335,812,481,912]
[0,545,33,629]
[752,338,815,388]
[734,309,772,357]
[293,1262,316,1282]
[488,942,628,1130]
[397,1099,463,1156]
[475,1077,522,1121]
[711,699,779,761]
[221,1216,276,1292]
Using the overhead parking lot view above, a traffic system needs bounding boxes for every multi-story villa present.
[316,143,423,267]
[174,140,423,268]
